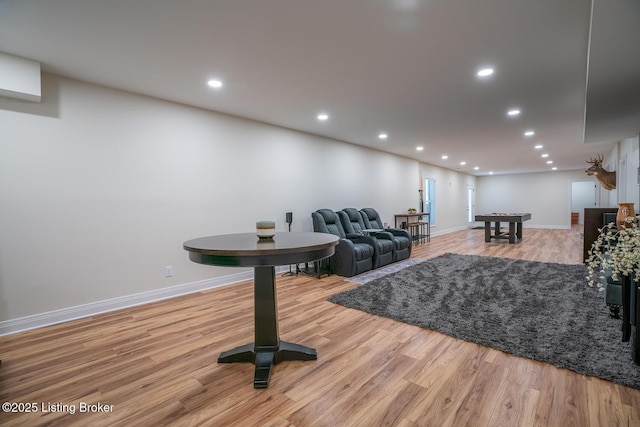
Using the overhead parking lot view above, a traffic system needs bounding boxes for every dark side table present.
[621,275,640,365]
[184,232,338,388]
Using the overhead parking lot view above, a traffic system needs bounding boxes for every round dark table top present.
[184,232,339,267]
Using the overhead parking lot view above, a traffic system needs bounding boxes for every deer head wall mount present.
[585,154,616,190]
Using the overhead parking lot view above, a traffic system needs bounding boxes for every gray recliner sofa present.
[311,209,377,277]
[339,208,394,269]
[360,207,412,262]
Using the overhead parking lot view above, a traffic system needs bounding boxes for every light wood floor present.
[2,226,639,426]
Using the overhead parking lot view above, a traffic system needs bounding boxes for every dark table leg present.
[217,265,317,388]
[508,222,516,243]
[483,222,491,242]
[516,221,524,239]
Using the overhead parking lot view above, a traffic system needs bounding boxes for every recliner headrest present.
[342,208,361,222]
[360,208,377,220]
[316,208,339,224]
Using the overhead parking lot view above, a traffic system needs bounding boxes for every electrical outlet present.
[165,266,173,277]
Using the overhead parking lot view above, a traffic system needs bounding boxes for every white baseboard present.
[0,266,287,336]
[430,225,467,236]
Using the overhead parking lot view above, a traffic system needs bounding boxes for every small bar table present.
[184,232,338,388]
[394,212,430,243]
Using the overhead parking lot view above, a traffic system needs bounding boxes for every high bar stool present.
[408,222,425,244]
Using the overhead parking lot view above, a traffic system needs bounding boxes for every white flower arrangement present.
[587,215,640,291]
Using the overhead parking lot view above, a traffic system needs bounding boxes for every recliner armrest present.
[387,228,411,240]
[370,231,394,241]
[346,234,377,246]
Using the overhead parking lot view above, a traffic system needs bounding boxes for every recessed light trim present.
[460,161,466,166]
[524,130,535,137]
[207,79,223,88]
[476,67,494,77]
[441,155,448,160]
[378,133,388,140]
[534,145,543,150]
[507,109,521,117]
[416,146,424,151]
[541,153,549,158]
[546,160,553,164]
[317,113,329,121]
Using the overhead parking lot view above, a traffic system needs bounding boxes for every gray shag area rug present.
[329,253,640,390]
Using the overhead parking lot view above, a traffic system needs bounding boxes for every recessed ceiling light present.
[378,133,388,140]
[524,130,535,137]
[507,109,521,117]
[460,161,466,165]
[534,145,543,149]
[441,155,448,159]
[541,153,549,158]
[546,160,553,164]
[317,113,329,121]
[552,167,558,170]
[476,68,494,77]
[474,166,479,170]
[416,146,424,151]
[489,171,494,175]
[207,79,223,88]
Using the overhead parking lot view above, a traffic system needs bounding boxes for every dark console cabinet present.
[583,207,618,262]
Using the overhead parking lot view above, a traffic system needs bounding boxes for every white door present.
[571,180,597,224]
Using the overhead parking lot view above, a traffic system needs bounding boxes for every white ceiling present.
[1,0,638,176]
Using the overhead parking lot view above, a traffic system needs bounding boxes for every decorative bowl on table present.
[256,221,276,239]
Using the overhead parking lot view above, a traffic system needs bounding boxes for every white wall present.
[420,164,476,234]
[618,134,640,209]
[475,170,590,228]
[599,147,619,207]
[592,136,639,210]
[0,74,422,326]
[571,180,598,223]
